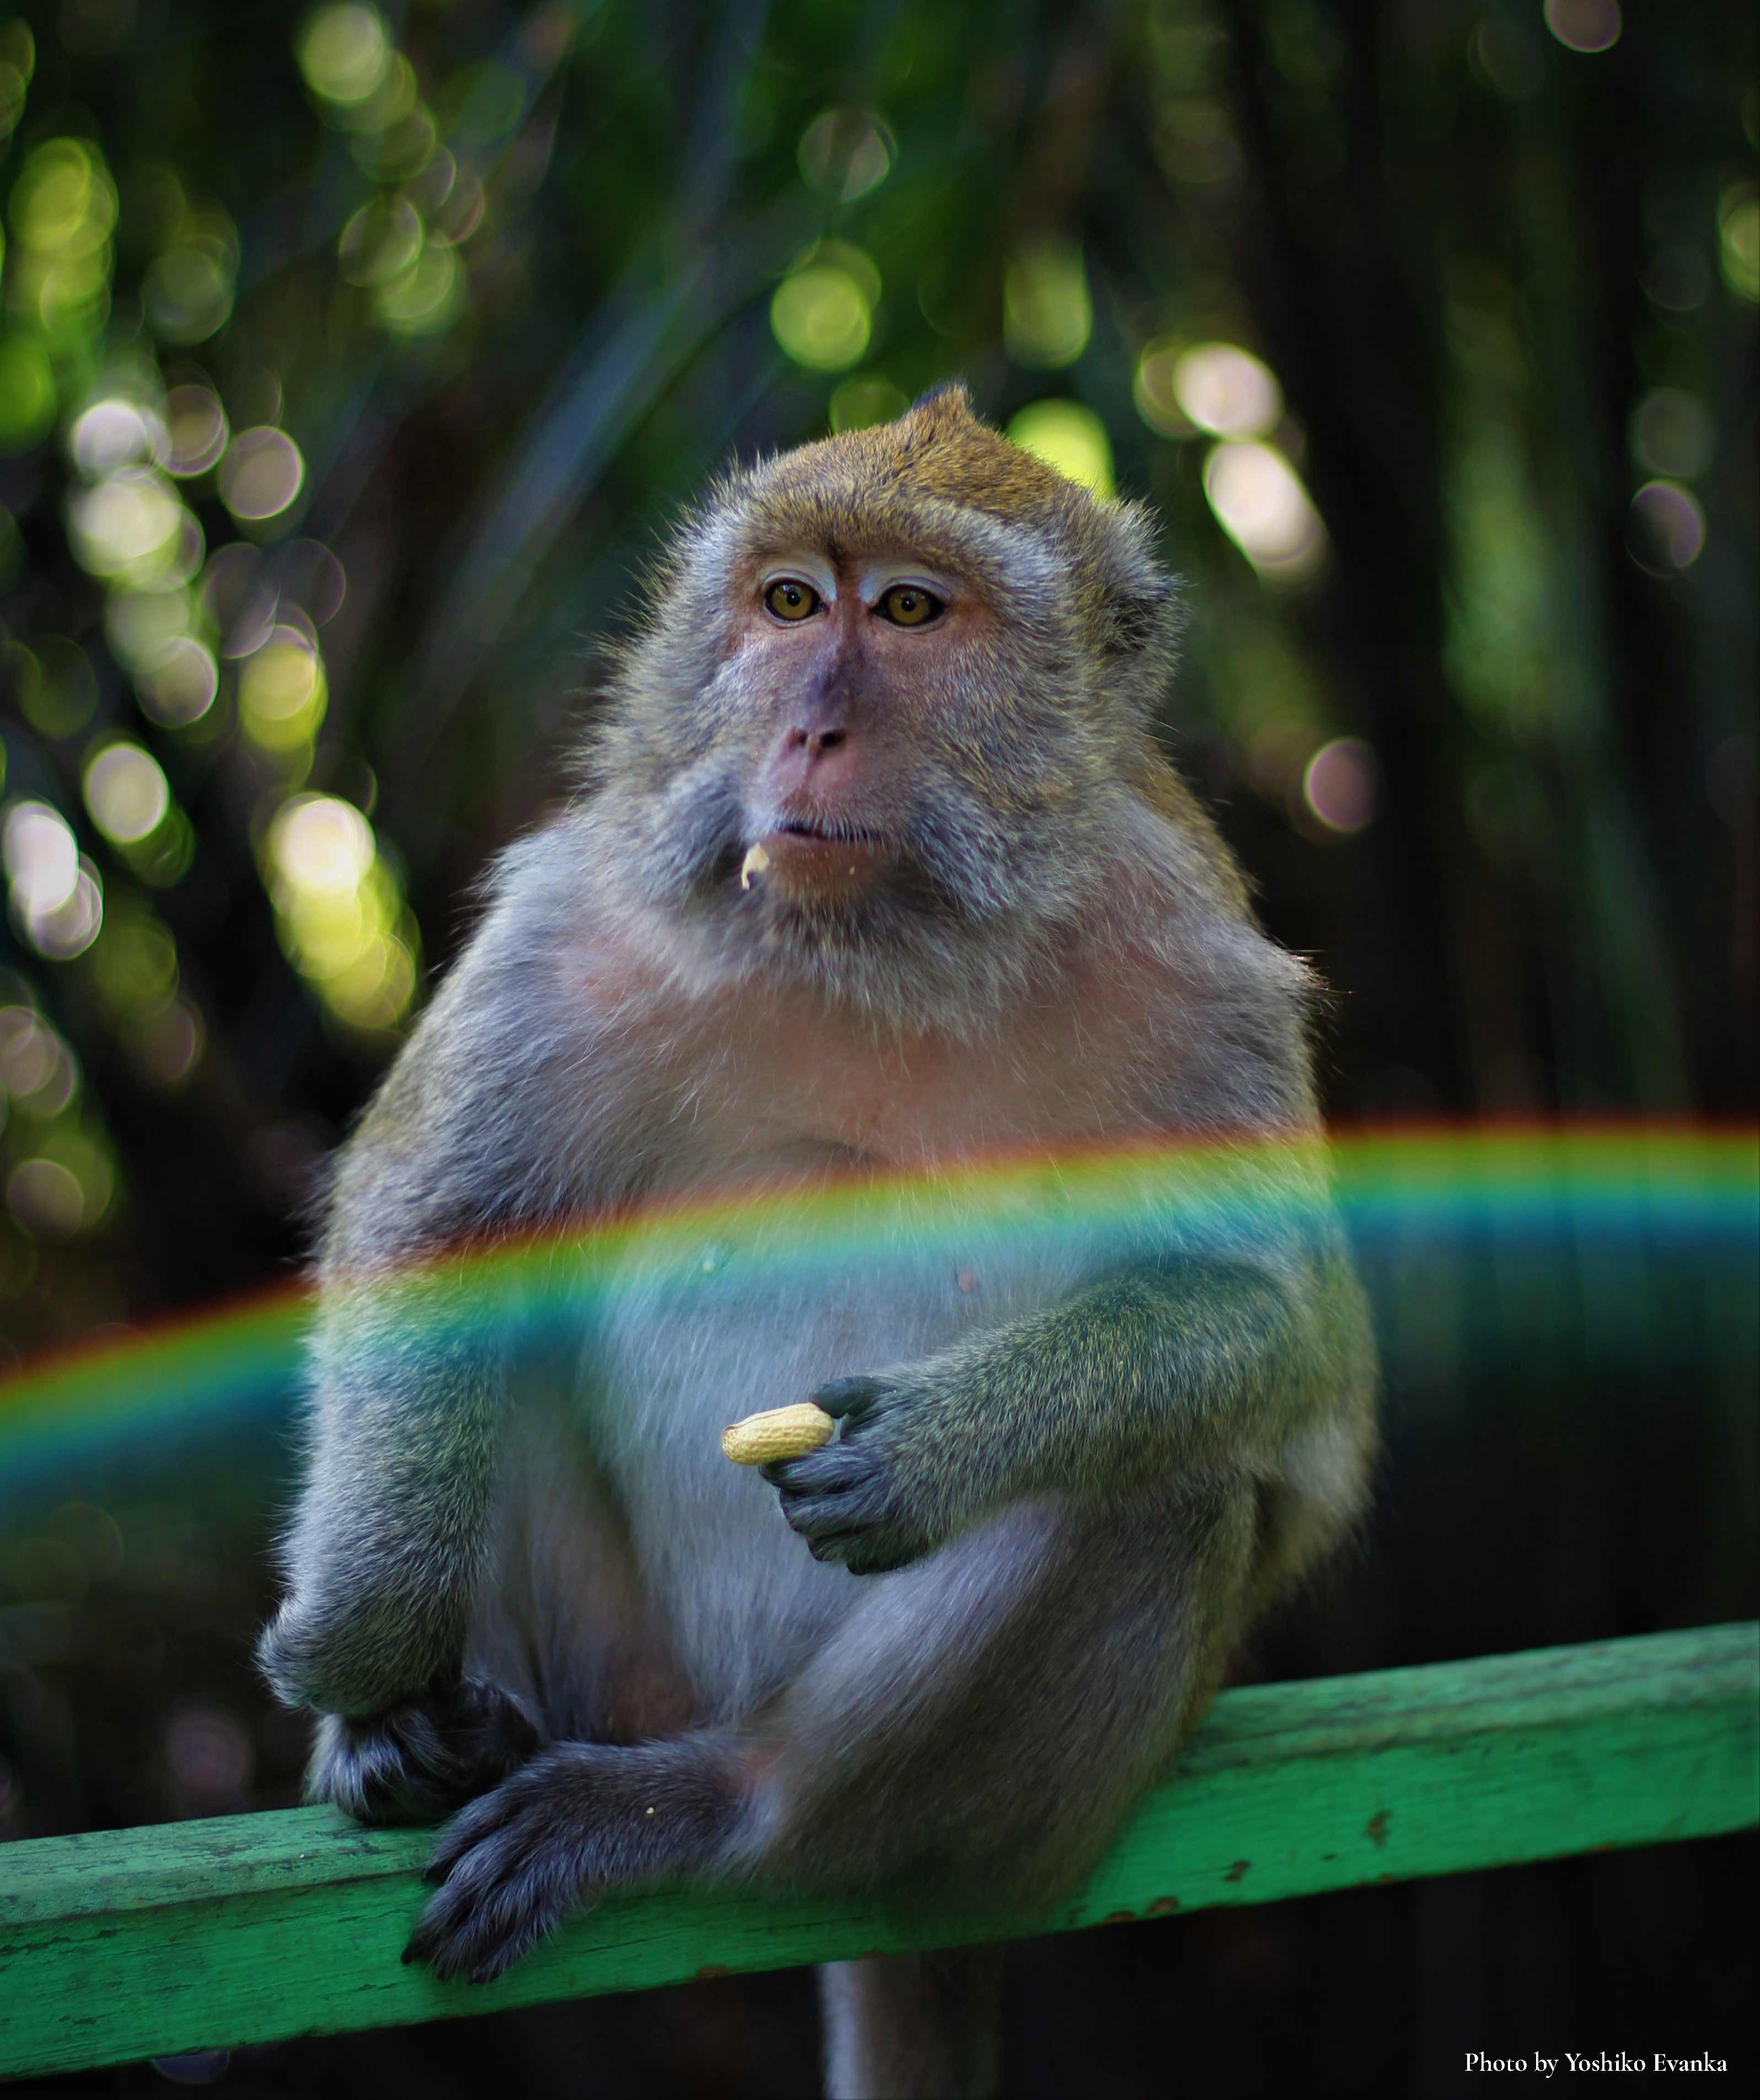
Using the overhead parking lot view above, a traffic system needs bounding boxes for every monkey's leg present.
[286,1365,687,1826]
[405,1477,1258,2017]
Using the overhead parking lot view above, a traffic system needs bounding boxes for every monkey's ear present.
[1094,500,1180,663]
[907,379,978,424]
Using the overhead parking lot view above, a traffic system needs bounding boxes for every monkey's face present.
[597,386,1178,1028]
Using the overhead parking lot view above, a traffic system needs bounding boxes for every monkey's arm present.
[767,1213,1374,1577]
[257,1273,507,1716]
[258,839,629,1808]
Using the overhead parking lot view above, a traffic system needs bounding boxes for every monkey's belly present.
[568,1209,1088,1722]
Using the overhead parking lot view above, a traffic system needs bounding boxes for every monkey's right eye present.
[765,580,821,622]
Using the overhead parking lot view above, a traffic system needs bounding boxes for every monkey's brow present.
[746,537,989,586]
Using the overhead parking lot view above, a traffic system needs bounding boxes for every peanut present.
[721,1401,834,1465]
[739,842,772,891]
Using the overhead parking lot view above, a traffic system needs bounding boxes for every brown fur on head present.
[588,383,1207,1030]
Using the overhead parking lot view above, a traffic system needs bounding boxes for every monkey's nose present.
[772,716,864,796]
[785,724,848,759]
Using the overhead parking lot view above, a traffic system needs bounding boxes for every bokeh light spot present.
[829,373,908,432]
[339,195,422,286]
[1133,340,1196,438]
[1203,441,1325,581]
[1641,247,1709,313]
[126,995,203,1086]
[0,1005,75,1107]
[1469,19,1545,99]
[68,467,184,582]
[355,105,439,185]
[239,635,327,751]
[84,743,170,847]
[23,863,104,961]
[0,58,28,145]
[1171,343,1283,438]
[373,244,462,335]
[143,242,237,345]
[1719,183,1759,303]
[218,427,306,524]
[90,904,178,1015]
[0,338,56,453]
[13,638,98,738]
[1631,389,1713,480]
[1627,481,1706,574]
[7,1157,84,1237]
[1302,738,1378,835]
[165,1704,253,1807]
[264,794,419,1030]
[269,793,373,893]
[797,109,894,201]
[3,802,78,915]
[771,259,874,373]
[1543,0,1622,55]
[1003,239,1092,369]
[136,638,218,727]
[163,385,228,476]
[1005,400,1115,498]
[69,399,165,478]
[105,588,190,674]
[296,4,391,109]
[8,138,117,256]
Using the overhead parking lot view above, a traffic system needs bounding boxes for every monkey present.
[258,383,1376,2100]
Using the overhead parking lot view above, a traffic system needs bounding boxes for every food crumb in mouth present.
[740,842,771,891]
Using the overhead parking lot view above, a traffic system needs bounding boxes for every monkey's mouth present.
[741,819,894,906]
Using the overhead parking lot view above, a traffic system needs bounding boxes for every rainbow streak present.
[0,1121,1752,1480]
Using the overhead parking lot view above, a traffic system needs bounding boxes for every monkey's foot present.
[405,1738,740,1983]
[310,1675,542,1826]
[760,1373,943,1574]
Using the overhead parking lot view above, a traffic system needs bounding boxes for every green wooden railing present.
[1,1623,1754,2081]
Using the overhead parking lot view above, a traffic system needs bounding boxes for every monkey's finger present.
[804,1529,865,1564]
[759,1445,864,1494]
[422,1788,527,1883]
[810,1375,896,1423]
[777,1486,875,1541]
[843,1538,924,1576]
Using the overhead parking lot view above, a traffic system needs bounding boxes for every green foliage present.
[0,0,1753,1352]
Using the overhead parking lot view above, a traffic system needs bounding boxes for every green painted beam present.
[1,1624,1754,2079]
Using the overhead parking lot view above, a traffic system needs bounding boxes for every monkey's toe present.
[405,1750,606,1982]
[311,1676,542,1827]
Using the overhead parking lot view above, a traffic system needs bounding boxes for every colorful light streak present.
[0,1122,1751,1480]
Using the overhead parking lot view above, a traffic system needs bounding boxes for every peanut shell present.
[721,1401,834,1465]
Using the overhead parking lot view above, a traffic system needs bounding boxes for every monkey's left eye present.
[876,585,943,628]
[765,580,821,622]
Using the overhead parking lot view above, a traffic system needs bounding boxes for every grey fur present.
[259,393,1376,2098]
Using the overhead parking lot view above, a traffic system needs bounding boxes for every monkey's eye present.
[876,585,943,628]
[765,579,821,622]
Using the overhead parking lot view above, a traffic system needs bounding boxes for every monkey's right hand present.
[306,1674,544,1827]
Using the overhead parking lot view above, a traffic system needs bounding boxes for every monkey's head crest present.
[724,382,1170,651]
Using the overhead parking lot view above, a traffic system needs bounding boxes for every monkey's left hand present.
[762,1372,956,1574]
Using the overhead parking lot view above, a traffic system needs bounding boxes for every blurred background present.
[0,0,1753,2093]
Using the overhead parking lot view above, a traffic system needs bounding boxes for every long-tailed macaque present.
[259,384,1376,2099]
